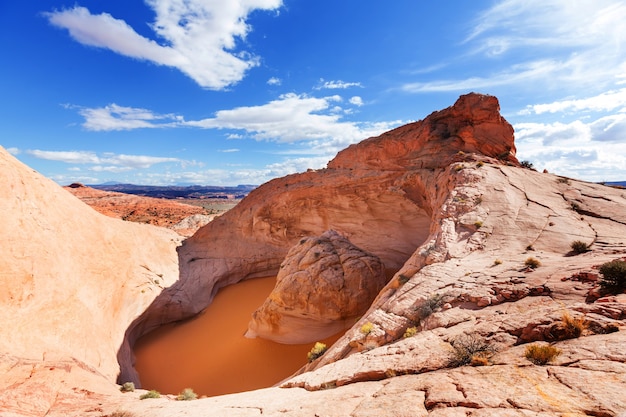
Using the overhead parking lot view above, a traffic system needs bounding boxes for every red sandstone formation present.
[2,93,626,416]
[246,230,387,343]
[64,184,212,236]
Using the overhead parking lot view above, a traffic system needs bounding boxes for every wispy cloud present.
[402,0,626,93]
[26,149,184,170]
[6,147,20,155]
[45,0,283,89]
[267,77,282,86]
[519,88,626,115]
[77,104,182,131]
[314,79,362,90]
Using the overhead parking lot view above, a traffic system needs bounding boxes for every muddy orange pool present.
[134,276,341,397]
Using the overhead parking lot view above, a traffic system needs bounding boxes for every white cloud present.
[6,147,20,155]
[184,93,401,149]
[349,96,364,106]
[45,0,283,89]
[73,94,402,148]
[315,79,362,90]
[220,148,240,153]
[520,88,626,115]
[79,104,181,131]
[403,1,626,93]
[25,149,183,169]
[514,117,626,181]
[267,77,282,86]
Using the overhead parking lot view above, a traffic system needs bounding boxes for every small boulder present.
[246,230,387,344]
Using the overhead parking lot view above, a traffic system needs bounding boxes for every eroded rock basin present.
[133,276,341,397]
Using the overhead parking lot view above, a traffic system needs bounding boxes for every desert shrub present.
[176,388,197,401]
[416,293,445,320]
[403,326,418,338]
[493,259,502,266]
[474,221,483,228]
[526,244,534,251]
[598,260,626,292]
[557,177,570,184]
[104,411,136,417]
[476,161,484,168]
[525,257,541,269]
[449,334,495,367]
[570,240,589,254]
[397,274,410,285]
[307,342,327,362]
[360,322,375,335]
[520,160,534,169]
[454,164,465,172]
[119,382,135,393]
[139,390,161,400]
[525,344,561,365]
[558,312,586,340]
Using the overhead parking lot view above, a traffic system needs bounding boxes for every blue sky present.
[2,1,626,186]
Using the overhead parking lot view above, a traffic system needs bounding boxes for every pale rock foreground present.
[1,93,626,416]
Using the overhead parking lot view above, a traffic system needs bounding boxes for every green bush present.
[570,240,589,254]
[119,382,135,393]
[525,344,561,365]
[598,260,626,292]
[307,342,327,362]
[176,388,197,401]
[139,390,161,400]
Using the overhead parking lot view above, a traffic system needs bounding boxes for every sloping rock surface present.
[0,147,181,416]
[246,230,387,343]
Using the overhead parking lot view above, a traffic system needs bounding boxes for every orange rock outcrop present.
[64,184,212,236]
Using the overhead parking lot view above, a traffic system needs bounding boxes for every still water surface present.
[134,276,340,397]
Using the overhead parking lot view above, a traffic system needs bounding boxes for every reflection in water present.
[134,276,341,397]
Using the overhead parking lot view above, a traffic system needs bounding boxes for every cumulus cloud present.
[184,93,400,148]
[267,77,282,86]
[349,96,364,106]
[77,94,402,149]
[514,117,626,181]
[25,149,183,170]
[45,0,283,89]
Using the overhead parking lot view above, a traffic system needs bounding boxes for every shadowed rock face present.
[245,230,387,343]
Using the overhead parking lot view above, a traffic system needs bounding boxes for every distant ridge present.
[605,181,626,187]
[89,183,256,199]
